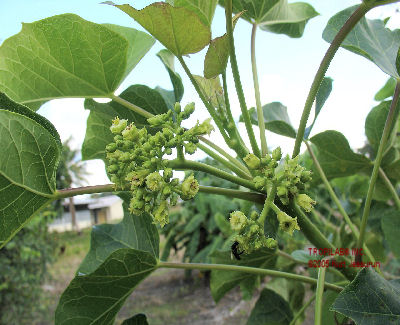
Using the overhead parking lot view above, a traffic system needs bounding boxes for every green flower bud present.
[163,168,173,181]
[170,178,179,186]
[145,172,163,191]
[250,211,259,220]
[181,102,195,119]
[230,211,247,231]
[107,164,118,174]
[126,169,149,187]
[154,200,169,227]
[174,102,181,113]
[170,193,178,206]
[162,186,172,197]
[260,155,272,166]
[300,170,312,183]
[106,143,117,153]
[266,238,278,249]
[296,194,316,212]
[277,211,300,236]
[253,176,266,190]
[271,147,282,161]
[110,117,127,134]
[244,153,261,170]
[164,147,173,155]
[181,175,199,200]
[184,142,197,154]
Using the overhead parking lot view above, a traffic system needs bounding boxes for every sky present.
[1,0,399,187]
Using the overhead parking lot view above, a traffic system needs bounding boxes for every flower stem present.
[259,183,276,225]
[289,294,316,325]
[251,23,268,156]
[54,184,115,199]
[379,167,400,209]
[110,94,153,119]
[168,159,258,191]
[292,3,370,158]
[199,136,250,174]
[198,185,265,204]
[225,0,260,157]
[158,261,343,292]
[357,79,400,263]
[197,143,251,179]
[315,264,328,325]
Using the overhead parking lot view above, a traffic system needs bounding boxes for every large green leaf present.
[121,314,149,325]
[220,0,318,38]
[79,197,159,275]
[0,14,152,110]
[156,49,184,103]
[0,108,60,248]
[304,77,333,139]
[242,102,297,138]
[82,85,169,161]
[210,248,277,302]
[381,210,400,258]
[309,130,371,180]
[108,2,211,56]
[167,0,218,27]
[55,248,157,325]
[331,268,400,324]
[323,6,400,78]
[246,288,293,325]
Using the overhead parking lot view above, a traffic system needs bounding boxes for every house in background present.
[49,195,124,232]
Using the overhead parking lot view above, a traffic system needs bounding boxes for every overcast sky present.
[1,1,399,187]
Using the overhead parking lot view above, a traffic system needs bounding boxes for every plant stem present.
[197,143,251,179]
[259,183,276,225]
[357,80,400,263]
[221,71,249,158]
[158,261,343,292]
[292,3,370,158]
[379,167,400,209]
[199,185,265,204]
[289,294,316,325]
[110,94,153,119]
[54,184,115,199]
[305,141,379,268]
[251,23,268,156]
[315,264,327,325]
[199,136,250,174]
[225,0,260,157]
[168,159,258,191]
[177,56,232,145]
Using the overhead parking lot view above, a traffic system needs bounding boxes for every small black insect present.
[231,241,244,260]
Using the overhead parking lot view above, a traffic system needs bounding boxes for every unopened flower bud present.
[145,172,163,191]
[244,153,261,170]
[154,200,169,227]
[110,117,127,134]
[181,102,195,119]
[184,142,197,154]
[296,194,316,212]
[266,238,278,249]
[174,102,181,113]
[271,147,282,161]
[181,175,199,200]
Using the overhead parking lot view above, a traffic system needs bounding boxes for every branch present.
[54,184,115,199]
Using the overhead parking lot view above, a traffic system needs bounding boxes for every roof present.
[88,195,122,209]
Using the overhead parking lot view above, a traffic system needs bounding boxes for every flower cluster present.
[229,211,277,254]
[105,102,213,227]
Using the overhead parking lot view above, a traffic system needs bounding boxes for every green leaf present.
[214,212,232,236]
[323,6,400,78]
[55,248,157,325]
[220,0,319,38]
[122,314,149,325]
[108,2,211,56]
[375,78,396,101]
[243,102,297,138]
[246,288,293,325]
[102,24,155,82]
[156,49,184,103]
[193,75,225,108]
[0,14,151,109]
[0,108,60,248]
[309,130,371,180]
[79,196,159,275]
[210,248,277,302]
[321,291,346,325]
[183,213,205,233]
[331,268,400,324]
[304,77,333,139]
[381,210,400,258]
[154,86,176,111]
[167,0,218,27]
[365,101,395,152]
[203,12,243,79]
[82,85,169,161]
